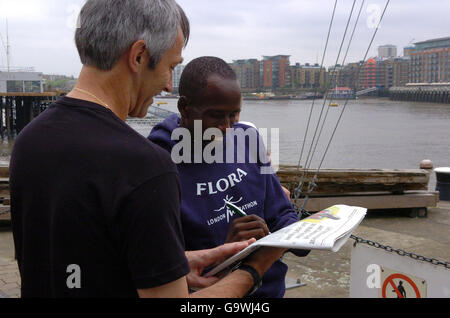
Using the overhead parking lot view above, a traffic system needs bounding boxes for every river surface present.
[1,98,449,173]
[137,98,450,172]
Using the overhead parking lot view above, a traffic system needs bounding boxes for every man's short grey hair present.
[75,0,190,70]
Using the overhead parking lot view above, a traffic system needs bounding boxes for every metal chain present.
[351,235,450,270]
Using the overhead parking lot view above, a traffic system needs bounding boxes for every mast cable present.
[292,0,391,218]
[307,0,364,180]
[295,0,357,200]
[295,0,338,176]
[315,0,390,175]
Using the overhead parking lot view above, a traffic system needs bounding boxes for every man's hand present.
[225,215,270,243]
[185,239,256,289]
[242,246,288,278]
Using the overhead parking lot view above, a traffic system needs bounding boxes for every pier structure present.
[0,93,61,137]
[277,163,439,217]
[0,92,176,138]
[389,83,450,103]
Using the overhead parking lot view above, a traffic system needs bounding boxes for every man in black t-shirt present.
[10,0,286,298]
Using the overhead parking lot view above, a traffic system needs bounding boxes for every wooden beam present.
[0,210,10,221]
[0,167,8,178]
[292,191,439,212]
[277,166,430,194]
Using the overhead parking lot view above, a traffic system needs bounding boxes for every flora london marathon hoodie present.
[148,114,309,298]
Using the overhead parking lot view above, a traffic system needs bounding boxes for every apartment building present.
[230,59,260,91]
[409,37,450,83]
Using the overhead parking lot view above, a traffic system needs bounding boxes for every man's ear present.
[128,40,148,73]
[178,96,189,118]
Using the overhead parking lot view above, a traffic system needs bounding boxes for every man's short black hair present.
[179,56,237,105]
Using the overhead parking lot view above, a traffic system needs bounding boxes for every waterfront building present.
[230,56,328,92]
[261,55,290,89]
[391,57,410,87]
[357,57,410,90]
[334,62,361,90]
[327,64,343,89]
[0,70,44,93]
[359,58,377,89]
[375,57,410,89]
[326,56,409,93]
[230,59,260,91]
[409,37,450,83]
[378,44,397,59]
[289,63,327,89]
[403,46,416,57]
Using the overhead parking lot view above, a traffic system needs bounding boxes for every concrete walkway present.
[0,223,19,298]
[284,201,450,297]
[1,201,449,298]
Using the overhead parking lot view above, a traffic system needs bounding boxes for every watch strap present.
[233,264,262,296]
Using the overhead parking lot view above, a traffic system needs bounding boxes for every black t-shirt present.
[10,96,190,297]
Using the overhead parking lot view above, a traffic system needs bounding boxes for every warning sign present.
[380,267,427,298]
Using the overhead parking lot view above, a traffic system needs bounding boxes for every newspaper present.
[204,205,367,277]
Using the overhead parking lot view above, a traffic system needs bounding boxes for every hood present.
[148,113,181,153]
[149,116,271,168]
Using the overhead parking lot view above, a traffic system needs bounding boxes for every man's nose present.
[163,81,173,93]
[163,73,174,93]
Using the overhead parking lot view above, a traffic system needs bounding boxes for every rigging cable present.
[305,0,365,184]
[294,0,357,199]
[315,0,390,175]
[293,0,391,218]
[295,0,338,176]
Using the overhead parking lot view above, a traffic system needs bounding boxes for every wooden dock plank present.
[292,191,439,212]
[277,166,430,194]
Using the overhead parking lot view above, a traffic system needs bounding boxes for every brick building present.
[409,37,450,83]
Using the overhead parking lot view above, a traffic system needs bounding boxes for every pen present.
[226,202,272,234]
[226,202,247,217]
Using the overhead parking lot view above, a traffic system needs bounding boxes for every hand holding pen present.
[224,202,270,243]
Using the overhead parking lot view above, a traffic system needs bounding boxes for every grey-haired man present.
[10,0,285,298]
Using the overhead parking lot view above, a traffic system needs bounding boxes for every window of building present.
[24,81,41,93]
[7,80,23,93]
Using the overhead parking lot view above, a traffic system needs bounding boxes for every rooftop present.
[414,36,450,45]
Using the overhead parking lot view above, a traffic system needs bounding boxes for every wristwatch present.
[233,264,262,296]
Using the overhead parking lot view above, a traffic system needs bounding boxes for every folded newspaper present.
[204,204,367,277]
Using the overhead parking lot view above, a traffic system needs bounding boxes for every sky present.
[0,0,449,77]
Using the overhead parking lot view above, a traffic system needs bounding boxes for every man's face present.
[130,28,184,118]
[185,75,242,136]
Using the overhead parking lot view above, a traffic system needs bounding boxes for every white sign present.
[350,243,450,298]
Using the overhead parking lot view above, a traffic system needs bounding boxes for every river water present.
[1,98,449,173]
[139,98,450,172]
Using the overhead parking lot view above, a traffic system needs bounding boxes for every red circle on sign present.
[381,273,421,298]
